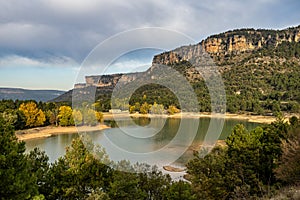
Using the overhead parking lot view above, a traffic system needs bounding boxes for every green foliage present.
[14,110,26,129]
[187,120,290,199]
[108,170,146,199]
[109,163,172,200]
[0,115,38,199]
[128,84,180,109]
[44,137,112,199]
[226,125,265,195]
[187,146,232,199]
[164,180,196,200]
[27,148,50,196]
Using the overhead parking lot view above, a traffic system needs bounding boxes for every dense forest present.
[1,110,299,199]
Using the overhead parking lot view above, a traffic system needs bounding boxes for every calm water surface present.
[25,117,260,165]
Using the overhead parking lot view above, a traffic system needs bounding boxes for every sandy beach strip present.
[104,112,280,124]
[16,124,110,141]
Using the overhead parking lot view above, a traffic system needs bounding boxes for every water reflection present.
[26,118,259,165]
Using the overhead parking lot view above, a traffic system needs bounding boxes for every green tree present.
[226,124,264,195]
[258,118,288,185]
[45,137,112,199]
[0,115,38,199]
[187,146,231,199]
[164,180,196,200]
[27,148,50,196]
[187,121,289,199]
[108,170,146,199]
[19,102,46,128]
[137,165,172,200]
[14,110,26,130]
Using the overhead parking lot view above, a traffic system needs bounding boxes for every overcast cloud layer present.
[0,0,299,89]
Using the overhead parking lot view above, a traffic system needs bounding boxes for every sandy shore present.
[103,112,281,124]
[16,124,110,141]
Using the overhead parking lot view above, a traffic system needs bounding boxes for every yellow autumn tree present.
[58,106,74,126]
[140,102,151,114]
[167,105,180,115]
[19,102,46,128]
[95,111,103,123]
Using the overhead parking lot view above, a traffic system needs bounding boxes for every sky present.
[0,0,299,90]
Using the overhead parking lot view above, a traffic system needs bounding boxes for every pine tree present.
[0,115,38,199]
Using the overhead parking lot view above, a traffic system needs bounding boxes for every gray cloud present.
[0,0,299,65]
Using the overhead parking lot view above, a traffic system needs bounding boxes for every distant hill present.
[0,88,65,102]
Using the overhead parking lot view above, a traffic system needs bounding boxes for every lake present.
[25,117,260,166]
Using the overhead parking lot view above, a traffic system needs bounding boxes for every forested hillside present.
[53,25,300,115]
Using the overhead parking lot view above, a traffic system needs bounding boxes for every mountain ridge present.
[0,87,65,102]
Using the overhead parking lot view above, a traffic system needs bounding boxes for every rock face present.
[84,72,142,87]
[153,25,300,65]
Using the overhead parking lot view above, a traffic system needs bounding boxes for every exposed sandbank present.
[16,124,110,141]
[103,112,280,124]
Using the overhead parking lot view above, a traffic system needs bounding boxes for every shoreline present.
[16,112,296,141]
[104,112,284,124]
[16,124,110,141]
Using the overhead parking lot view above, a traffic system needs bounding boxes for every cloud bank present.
[0,0,300,89]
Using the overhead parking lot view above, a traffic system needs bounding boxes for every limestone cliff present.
[153,25,300,65]
[81,72,142,88]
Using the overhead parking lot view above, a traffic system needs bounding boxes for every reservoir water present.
[25,117,260,166]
